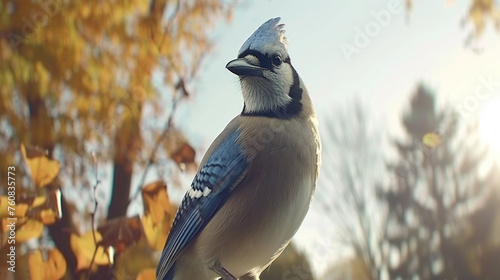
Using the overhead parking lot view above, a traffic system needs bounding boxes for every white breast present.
[216,119,317,277]
[218,167,314,278]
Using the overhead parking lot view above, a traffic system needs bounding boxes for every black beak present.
[226,58,265,77]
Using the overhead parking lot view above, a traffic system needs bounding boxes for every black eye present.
[272,55,282,66]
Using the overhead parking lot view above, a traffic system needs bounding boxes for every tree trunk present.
[92,104,142,280]
[108,157,133,220]
[107,106,142,220]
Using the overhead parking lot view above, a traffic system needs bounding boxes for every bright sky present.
[151,0,500,276]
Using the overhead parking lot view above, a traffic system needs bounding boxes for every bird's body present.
[173,95,319,280]
[157,18,321,280]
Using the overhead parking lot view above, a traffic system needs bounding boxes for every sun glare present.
[479,98,500,153]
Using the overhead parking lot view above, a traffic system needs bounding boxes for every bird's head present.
[226,17,303,118]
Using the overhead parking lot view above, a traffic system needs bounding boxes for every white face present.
[231,17,299,115]
[239,52,295,114]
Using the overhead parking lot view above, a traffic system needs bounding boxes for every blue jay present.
[156,17,321,280]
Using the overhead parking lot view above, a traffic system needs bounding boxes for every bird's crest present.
[238,17,288,57]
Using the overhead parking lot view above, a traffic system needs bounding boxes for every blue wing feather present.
[156,130,247,280]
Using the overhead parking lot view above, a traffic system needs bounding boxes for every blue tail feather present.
[160,261,176,280]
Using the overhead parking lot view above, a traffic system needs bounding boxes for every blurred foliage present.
[322,255,373,280]
[378,84,499,279]
[321,86,500,280]
[0,146,188,279]
[0,0,233,279]
[319,103,384,280]
[261,243,316,280]
[0,0,230,183]
[466,0,500,37]
[457,187,500,279]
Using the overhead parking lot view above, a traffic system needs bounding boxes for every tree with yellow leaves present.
[0,0,233,279]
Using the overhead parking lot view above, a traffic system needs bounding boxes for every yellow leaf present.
[70,231,110,271]
[14,219,44,243]
[142,181,176,225]
[40,209,57,225]
[0,196,10,218]
[136,268,156,280]
[423,132,441,148]
[32,196,47,208]
[0,195,39,219]
[16,203,29,217]
[141,214,170,251]
[28,249,67,280]
[21,144,61,188]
